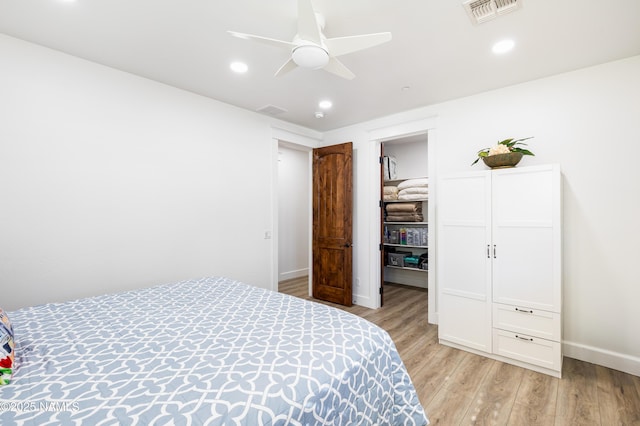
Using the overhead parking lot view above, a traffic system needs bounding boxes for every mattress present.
[0,277,428,425]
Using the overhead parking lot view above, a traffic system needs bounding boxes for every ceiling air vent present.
[463,0,522,24]
[256,104,288,116]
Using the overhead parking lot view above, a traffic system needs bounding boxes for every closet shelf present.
[384,221,428,225]
[383,198,428,203]
[384,243,428,249]
[385,265,428,273]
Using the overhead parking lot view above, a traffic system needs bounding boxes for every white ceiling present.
[1,0,639,132]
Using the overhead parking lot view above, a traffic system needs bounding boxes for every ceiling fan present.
[228,0,392,80]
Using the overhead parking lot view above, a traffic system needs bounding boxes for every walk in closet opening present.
[380,134,430,305]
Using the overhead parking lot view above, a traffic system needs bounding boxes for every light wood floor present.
[279,277,640,426]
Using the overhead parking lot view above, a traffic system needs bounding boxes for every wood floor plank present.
[634,373,640,404]
[508,369,558,425]
[397,325,439,374]
[555,357,601,425]
[461,361,524,425]
[595,364,640,425]
[411,344,467,408]
[425,353,494,425]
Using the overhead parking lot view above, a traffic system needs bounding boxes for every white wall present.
[0,35,316,310]
[324,55,640,376]
[277,146,310,281]
[383,138,429,180]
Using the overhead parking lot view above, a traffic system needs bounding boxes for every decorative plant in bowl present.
[472,137,535,168]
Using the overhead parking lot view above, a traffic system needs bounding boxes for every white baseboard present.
[353,293,374,309]
[563,340,640,377]
[278,268,309,282]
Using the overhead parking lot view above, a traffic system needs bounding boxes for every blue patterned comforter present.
[0,277,428,425]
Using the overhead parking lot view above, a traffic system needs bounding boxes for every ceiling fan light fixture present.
[292,45,329,70]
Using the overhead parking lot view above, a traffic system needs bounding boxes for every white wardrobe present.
[437,164,562,377]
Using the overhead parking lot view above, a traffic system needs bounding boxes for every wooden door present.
[312,142,353,306]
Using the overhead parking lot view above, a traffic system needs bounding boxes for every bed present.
[0,276,429,425]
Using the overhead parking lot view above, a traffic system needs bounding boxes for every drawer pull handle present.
[515,307,533,314]
[515,335,534,342]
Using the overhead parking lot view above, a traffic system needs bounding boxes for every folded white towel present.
[398,187,429,195]
[397,178,429,190]
[398,193,429,201]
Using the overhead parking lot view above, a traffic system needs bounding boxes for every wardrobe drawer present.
[493,329,561,372]
[493,303,560,341]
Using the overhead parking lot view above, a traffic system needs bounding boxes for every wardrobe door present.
[491,166,561,313]
[438,172,492,352]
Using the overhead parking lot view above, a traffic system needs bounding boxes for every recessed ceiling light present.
[492,39,515,55]
[230,61,248,73]
[318,100,332,110]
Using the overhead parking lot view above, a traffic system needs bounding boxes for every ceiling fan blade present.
[297,0,322,45]
[324,32,392,57]
[323,57,355,80]
[275,58,298,77]
[228,31,296,50]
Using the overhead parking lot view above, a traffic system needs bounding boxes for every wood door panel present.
[312,142,353,306]
[315,154,346,238]
[313,247,348,300]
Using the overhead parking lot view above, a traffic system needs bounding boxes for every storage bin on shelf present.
[387,251,412,267]
[404,256,420,269]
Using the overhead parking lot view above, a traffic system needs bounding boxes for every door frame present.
[270,126,322,295]
[368,117,438,324]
